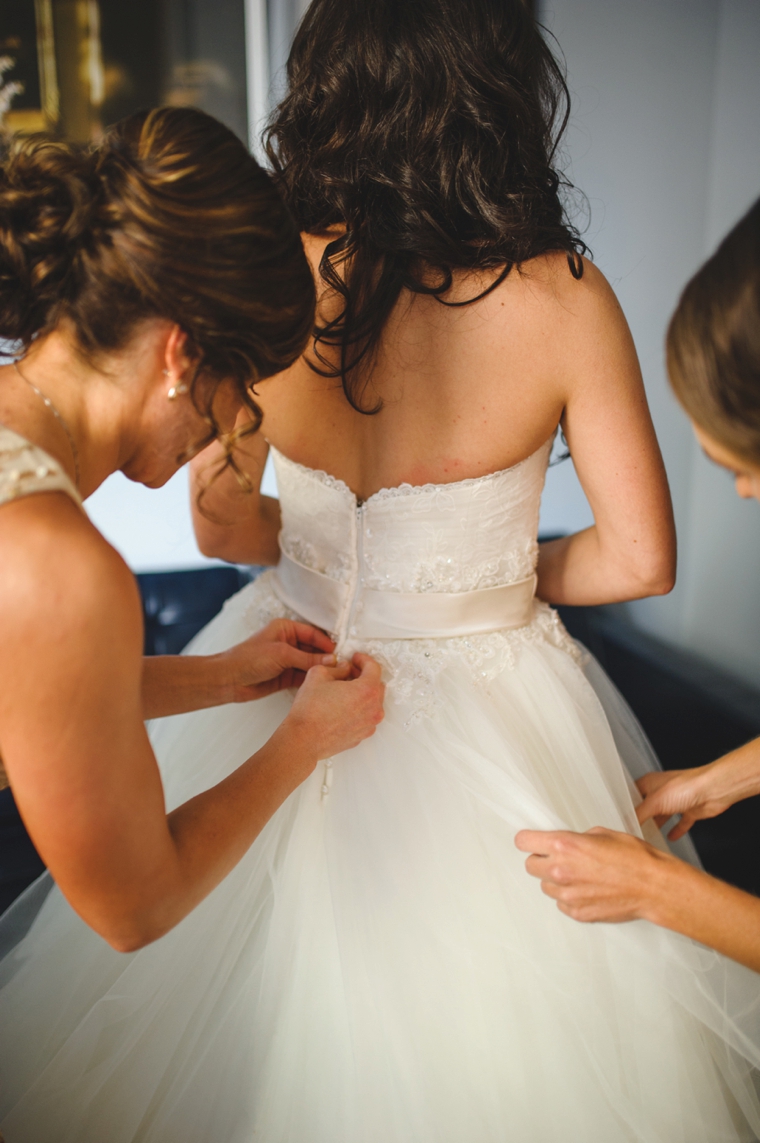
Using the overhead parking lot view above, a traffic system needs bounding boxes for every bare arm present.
[141,619,336,719]
[190,418,281,565]
[0,497,384,951]
[515,826,760,975]
[635,737,760,839]
[536,261,676,605]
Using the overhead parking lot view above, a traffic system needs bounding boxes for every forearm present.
[194,494,281,566]
[706,739,760,805]
[190,426,282,565]
[537,527,673,606]
[142,654,239,719]
[163,722,315,924]
[108,720,317,950]
[646,858,760,975]
[248,495,281,565]
[636,738,760,836]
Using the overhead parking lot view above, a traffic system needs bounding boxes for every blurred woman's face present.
[693,423,760,502]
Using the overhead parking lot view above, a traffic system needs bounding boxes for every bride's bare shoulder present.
[513,251,626,326]
[492,252,634,370]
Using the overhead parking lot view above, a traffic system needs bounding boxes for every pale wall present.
[538,0,760,685]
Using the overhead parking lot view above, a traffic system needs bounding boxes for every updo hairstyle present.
[266,0,585,410]
[668,198,760,464]
[0,106,316,469]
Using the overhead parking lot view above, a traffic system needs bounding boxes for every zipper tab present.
[345,502,365,644]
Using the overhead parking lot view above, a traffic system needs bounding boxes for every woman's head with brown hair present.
[0,106,315,477]
[668,197,760,497]
[266,0,585,412]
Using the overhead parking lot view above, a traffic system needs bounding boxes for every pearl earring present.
[166,376,189,400]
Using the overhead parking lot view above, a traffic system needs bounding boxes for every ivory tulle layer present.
[1,578,760,1142]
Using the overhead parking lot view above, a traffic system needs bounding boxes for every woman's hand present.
[634,769,733,840]
[515,824,760,973]
[142,619,337,719]
[285,652,386,760]
[219,618,337,700]
[636,738,760,840]
[514,826,675,924]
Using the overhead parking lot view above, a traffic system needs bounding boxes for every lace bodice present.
[274,444,548,597]
[243,441,578,723]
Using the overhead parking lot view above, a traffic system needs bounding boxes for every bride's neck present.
[4,329,141,499]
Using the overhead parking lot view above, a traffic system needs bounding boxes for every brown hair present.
[0,106,316,475]
[668,197,760,464]
[266,0,585,413]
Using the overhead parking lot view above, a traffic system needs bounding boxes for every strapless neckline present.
[268,435,555,507]
[263,434,563,689]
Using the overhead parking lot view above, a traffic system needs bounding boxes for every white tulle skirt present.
[2,579,760,1143]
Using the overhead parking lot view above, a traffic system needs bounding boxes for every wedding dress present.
[2,437,760,1143]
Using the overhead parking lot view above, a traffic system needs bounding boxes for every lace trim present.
[240,569,303,631]
[354,603,580,726]
[0,428,82,509]
[242,573,581,727]
[270,439,552,508]
[279,535,354,585]
[367,540,538,595]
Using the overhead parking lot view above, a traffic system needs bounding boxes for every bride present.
[2,1,760,1139]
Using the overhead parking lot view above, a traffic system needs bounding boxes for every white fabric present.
[0,425,83,511]
[273,549,538,639]
[1,440,760,1142]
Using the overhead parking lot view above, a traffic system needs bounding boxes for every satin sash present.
[272,550,537,640]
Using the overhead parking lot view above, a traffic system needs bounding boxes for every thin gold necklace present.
[13,360,81,487]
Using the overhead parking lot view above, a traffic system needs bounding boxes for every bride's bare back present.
[193,237,676,608]
[259,237,567,496]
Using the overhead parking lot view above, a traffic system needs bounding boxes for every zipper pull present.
[320,758,334,801]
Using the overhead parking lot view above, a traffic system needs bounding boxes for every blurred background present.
[0,0,257,573]
[1,0,248,143]
[1,0,760,900]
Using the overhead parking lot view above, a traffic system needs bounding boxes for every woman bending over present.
[0,107,384,952]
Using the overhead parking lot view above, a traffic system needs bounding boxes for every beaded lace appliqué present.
[355,604,580,726]
[239,572,580,727]
[0,428,81,508]
[239,440,580,726]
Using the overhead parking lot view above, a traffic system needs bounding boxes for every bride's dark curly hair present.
[266,0,585,411]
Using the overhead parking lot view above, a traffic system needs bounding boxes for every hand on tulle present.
[220,618,337,700]
[635,767,738,841]
[287,653,386,758]
[514,827,667,924]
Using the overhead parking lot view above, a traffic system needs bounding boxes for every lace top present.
[0,426,83,789]
[274,444,549,596]
[242,440,579,724]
